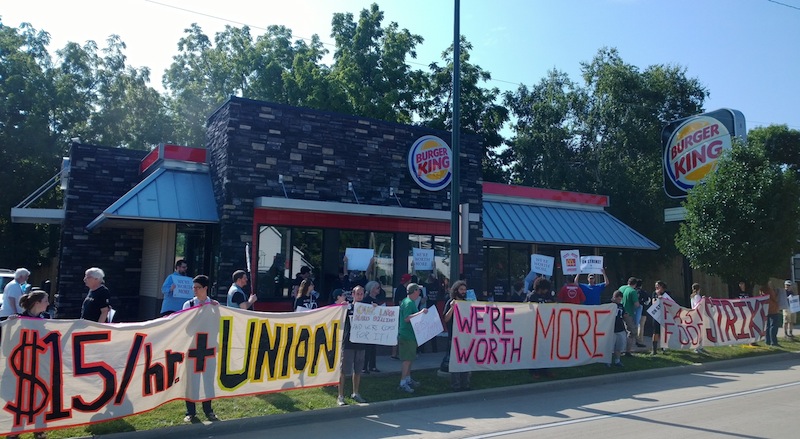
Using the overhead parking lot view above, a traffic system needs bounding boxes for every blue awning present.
[483,201,659,250]
[87,168,219,230]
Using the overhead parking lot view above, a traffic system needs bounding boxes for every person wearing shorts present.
[337,287,367,405]
[610,290,626,367]
[783,280,796,339]
[397,283,427,393]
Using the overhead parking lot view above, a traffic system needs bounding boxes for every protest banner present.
[702,296,769,346]
[345,248,373,271]
[350,302,399,346]
[530,254,554,276]
[661,298,703,350]
[560,250,580,276]
[579,256,603,274]
[658,296,769,349]
[0,305,346,436]
[448,302,615,372]
[412,248,434,271]
[411,305,444,345]
[171,274,195,299]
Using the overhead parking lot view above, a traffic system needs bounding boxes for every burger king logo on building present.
[664,115,730,193]
[408,135,452,191]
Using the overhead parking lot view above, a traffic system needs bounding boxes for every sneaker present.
[336,395,347,406]
[351,393,367,403]
[183,415,197,423]
[205,412,219,422]
[361,369,370,375]
[408,378,421,388]
[369,367,381,373]
[614,361,624,367]
[398,383,415,393]
[624,352,633,357]
[635,343,646,348]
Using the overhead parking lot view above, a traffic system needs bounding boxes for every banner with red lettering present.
[660,296,768,349]
[448,302,616,372]
[0,304,346,436]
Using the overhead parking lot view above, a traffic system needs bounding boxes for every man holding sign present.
[574,267,608,306]
[160,260,190,316]
[397,283,428,393]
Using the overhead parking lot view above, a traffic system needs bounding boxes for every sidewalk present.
[84,350,800,439]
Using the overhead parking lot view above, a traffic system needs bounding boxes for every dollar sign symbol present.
[5,329,50,426]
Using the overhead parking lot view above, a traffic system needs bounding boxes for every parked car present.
[0,268,14,307]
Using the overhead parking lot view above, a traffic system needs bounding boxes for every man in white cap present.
[783,280,797,339]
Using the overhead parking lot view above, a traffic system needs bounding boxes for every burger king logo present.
[664,115,730,193]
[408,135,452,191]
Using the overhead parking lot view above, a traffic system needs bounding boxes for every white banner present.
[345,248,373,271]
[412,248,434,271]
[530,254,554,276]
[410,305,444,345]
[350,302,399,346]
[171,274,195,299]
[579,256,603,274]
[660,296,769,349]
[0,305,346,436]
[449,302,616,372]
[560,250,580,276]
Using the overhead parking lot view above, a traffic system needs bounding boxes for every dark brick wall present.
[56,144,147,320]
[207,97,484,295]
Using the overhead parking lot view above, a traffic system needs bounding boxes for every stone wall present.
[207,97,484,295]
[56,143,147,320]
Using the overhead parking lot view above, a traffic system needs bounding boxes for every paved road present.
[94,353,800,439]
[194,356,800,439]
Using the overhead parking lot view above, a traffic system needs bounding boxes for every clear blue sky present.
[3,0,799,131]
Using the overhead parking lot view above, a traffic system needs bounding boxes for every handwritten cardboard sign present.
[579,256,603,274]
[412,248,434,271]
[349,302,399,346]
[530,254,554,276]
[171,275,195,299]
[410,305,444,345]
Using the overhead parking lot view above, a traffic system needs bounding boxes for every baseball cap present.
[400,273,412,283]
[785,280,793,286]
[332,289,345,301]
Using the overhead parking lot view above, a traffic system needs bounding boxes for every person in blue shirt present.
[574,267,608,305]
[160,260,188,316]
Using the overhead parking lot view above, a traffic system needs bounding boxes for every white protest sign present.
[560,250,580,276]
[778,289,790,309]
[172,275,195,299]
[530,254,554,276]
[579,256,603,274]
[350,302,399,346]
[412,248,434,271]
[410,305,444,345]
[790,295,800,313]
[647,300,664,325]
[345,248,373,271]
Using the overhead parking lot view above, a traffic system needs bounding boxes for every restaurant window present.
[256,226,291,299]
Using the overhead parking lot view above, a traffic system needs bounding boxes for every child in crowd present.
[610,290,626,367]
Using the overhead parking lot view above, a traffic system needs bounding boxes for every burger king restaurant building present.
[23,97,657,321]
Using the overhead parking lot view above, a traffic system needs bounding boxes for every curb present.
[79,351,800,439]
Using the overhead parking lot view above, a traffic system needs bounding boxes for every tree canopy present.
[675,140,800,286]
[0,4,755,281]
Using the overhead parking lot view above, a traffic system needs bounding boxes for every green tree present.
[747,124,800,172]
[675,141,800,286]
[329,3,426,123]
[417,37,509,182]
[0,21,62,268]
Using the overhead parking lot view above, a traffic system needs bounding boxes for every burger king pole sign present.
[662,108,746,199]
[408,135,453,191]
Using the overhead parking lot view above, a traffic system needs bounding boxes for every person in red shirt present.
[557,279,586,304]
